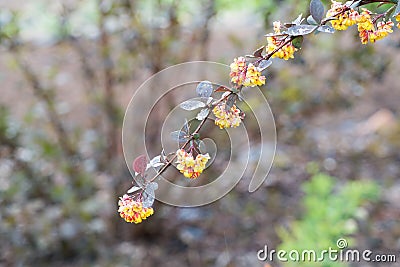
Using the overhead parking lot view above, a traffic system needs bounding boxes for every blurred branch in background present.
[12,51,79,160]
[0,0,225,265]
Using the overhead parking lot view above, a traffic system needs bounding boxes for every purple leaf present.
[310,0,324,23]
[133,155,147,176]
[253,46,264,58]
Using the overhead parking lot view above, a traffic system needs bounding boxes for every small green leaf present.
[292,36,303,49]
[192,133,200,140]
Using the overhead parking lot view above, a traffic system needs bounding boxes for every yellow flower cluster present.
[118,194,154,224]
[212,101,243,129]
[266,36,297,60]
[176,149,210,179]
[396,14,400,29]
[327,2,394,44]
[230,57,246,85]
[244,64,266,87]
[266,21,297,60]
[229,57,266,87]
[357,10,393,44]
[326,1,358,31]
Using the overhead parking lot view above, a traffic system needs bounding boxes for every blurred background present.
[1,0,400,266]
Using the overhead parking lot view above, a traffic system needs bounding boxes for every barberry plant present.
[118,0,400,223]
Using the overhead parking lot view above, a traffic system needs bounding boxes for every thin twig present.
[13,51,77,159]
[98,0,119,160]
[148,92,232,183]
[145,0,393,186]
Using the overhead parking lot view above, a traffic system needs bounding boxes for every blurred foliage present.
[278,172,380,267]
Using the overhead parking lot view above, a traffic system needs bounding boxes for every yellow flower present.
[266,25,297,61]
[356,9,393,44]
[118,194,154,224]
[212,101,244,129]
[371,20,394,42]
[266,20,297,60]
[396,14,400,28]
[356,9,373,30]
[244,63,266,87]
[358,28,370,44]
[230,57,266,87]
[229,57,247,85]
[266,36,297,60]
[326,1,358,31]
[176,149,210,179]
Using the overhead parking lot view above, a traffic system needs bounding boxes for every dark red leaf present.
[215,86,230,92]
[133,155,147,176]
[253,45,264,58]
